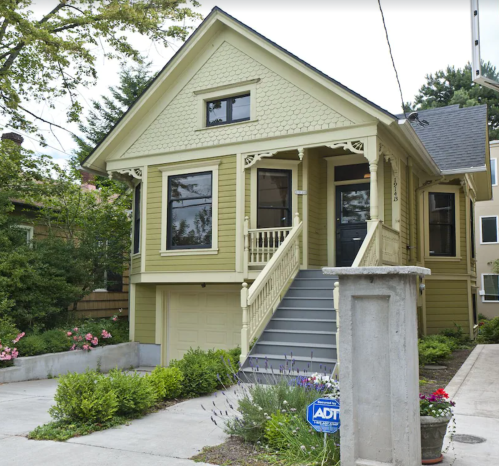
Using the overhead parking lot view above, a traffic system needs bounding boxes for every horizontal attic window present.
[206,94,250,127]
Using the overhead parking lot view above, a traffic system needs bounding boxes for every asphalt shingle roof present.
[400,105,488,172]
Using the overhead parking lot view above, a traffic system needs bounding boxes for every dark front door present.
[335,184,370,267]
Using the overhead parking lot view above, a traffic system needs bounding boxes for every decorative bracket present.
[244,151,278,169]
[325,140,364,154]
[298,147,304,161]
[108,168,143,180]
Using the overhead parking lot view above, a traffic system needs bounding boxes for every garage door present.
[167,286,242,362]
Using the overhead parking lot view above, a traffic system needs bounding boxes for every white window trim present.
[423,185,461,260]
[491,158,497,186]
[481,273,499,303]
[159,160,220,257]
[250,159,300,229]
[17,224,34,245]
[196,80,258,130]
[480,215,499,244]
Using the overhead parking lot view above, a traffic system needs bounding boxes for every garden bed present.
[419,347,474,396]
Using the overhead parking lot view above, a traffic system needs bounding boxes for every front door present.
[335,184,370,267]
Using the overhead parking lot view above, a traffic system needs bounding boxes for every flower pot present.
[420,415,452,464]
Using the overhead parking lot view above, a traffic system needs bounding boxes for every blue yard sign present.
[307,398,340,434]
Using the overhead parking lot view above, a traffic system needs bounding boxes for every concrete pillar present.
[323,266,430,466]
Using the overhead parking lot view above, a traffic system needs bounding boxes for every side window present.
[483,274,499,302]
[257,169,292,228]
[428,192,456,256]
[206,94,250,127]
[167,172,213,249]
[133,183,141,254]
[481,216,498,244]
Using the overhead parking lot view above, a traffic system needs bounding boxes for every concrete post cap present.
[322,266,431,277]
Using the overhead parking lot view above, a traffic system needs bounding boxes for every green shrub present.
[41,329,71,353]
[477,316,499,343]
[49,370,118,423]
[16,334,48,356]
[225,378,322,443]
[0,316,19,343]
[424,334,459,351]
[264,412,340,464]
[146,366,184,401]
[171,348,219,398]
[104,368,156,417]
[418,338,452,365]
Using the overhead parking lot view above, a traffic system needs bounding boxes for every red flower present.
[432,388,449,399]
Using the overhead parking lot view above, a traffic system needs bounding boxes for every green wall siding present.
[131,255,141,274]
[135,284,156,343]
[145,155,237,272]
[425,279,469,335]
[384,161,392,227]
[400,161,409,265]
[308,155,328,267]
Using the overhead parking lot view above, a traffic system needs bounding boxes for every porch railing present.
[240,213,302,362]
[381,224,401,265]
[244,219,292,267]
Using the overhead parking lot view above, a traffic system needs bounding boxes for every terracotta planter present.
[420,415,452,464]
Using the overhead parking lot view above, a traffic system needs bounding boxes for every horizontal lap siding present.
[384,160,392,226]
[131,256,141,274]
[400,161,408,265]
[425,280,469,335]
[145,155,237,272]
[135,284,156,344]
[308,156,327,267]
[412,173,419,262]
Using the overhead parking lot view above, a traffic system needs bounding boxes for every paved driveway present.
[0,377,224,466]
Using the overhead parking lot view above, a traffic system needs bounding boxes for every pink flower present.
[11,349,18,358]
[91,337,98,346]
[85,333,93,341]
[70,345,76,351]
[78,336,83,341]
[112,316,118,322]
[101,330,112,339]
[67,332,72,337]
[82,344,89,351]
[12,332,25,344]
[73,327,79,332]
[73,336,78,341]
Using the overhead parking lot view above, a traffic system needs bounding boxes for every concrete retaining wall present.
[0,342,140,384]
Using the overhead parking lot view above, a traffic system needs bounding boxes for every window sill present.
[425,256,462,262]
[93,289,109,293]
[160,248,219,257]
[480,242,499,245]
[196,120,258,132]
[132,252,141,257]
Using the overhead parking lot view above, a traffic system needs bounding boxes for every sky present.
[2,0,475,170]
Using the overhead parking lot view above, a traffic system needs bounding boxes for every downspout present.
[408,158,415,264]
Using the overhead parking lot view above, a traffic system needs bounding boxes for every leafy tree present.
[412,62,499,140]
[72,62,155,170]
[0,0,201,140]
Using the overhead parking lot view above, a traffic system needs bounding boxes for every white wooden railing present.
[240,213,302,362]
[244,219,292,267]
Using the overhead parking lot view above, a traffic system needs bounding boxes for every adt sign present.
[307,398,340,434]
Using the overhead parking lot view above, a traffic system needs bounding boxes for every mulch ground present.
[191,437,274,466]
[419,347,474,396]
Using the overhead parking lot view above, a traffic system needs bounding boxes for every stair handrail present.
[240,213,302,363]
[352,220,382,267]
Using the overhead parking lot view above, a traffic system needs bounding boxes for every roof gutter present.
[78,165,107,178]
[397,119,441,175]
[441,165,486,175]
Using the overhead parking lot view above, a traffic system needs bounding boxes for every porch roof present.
[399,104,488,173]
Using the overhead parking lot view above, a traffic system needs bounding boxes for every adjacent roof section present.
[400,105,488,173]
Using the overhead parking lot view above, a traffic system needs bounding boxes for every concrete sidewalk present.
[0,377,224,465]
[441,344,499,466]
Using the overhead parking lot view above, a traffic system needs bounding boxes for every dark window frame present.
[257,168,292,229]
[133,183,141,254]
[206,94,250,127]
[428,192,456,257]
[167,171,213,250]
[481,215,498,244]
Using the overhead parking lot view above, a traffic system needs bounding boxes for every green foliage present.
[73,318,129,347]
[16,334,48,356]
[0,316,19,345]
[39,329,71,353]
[49,370,118,423]
[146,366,184,401]
[225,379,322,443]
[264,412,340,465]
[104,368,156,417]
[28,417,129,442]
[418,338,452,365]
[412,61,499,140]
[0,1,201,138]
[477,316,499,343]
[439,324,468,344]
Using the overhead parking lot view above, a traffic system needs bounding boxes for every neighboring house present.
[3,133,129,319]
[476,140,499,319]
[82,7,491,369]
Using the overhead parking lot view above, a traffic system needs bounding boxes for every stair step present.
[247,353,336,365]
[297,270,336,279]
[281,297,334,308]
[285,287,334,298]
[262,329,336,344]
[292,278,337,288]
[267,318,337,332]
[254,340,337,359]
[274,308,336,319]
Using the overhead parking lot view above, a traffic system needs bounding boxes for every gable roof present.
[82,6,397,171]
[399,105,488,173]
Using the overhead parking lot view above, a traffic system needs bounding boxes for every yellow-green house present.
[83,7,491,367]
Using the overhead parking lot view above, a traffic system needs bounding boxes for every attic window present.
[206,94,250,127]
